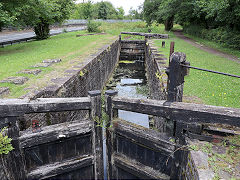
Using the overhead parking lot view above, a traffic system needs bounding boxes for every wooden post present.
[105,90,118,180]
[0,117,26,180]
[169,41,175,63]
[167,52,189,102]
[119,35,121,42]
[105,90,118,128]
[162,41,165,48]
[166,53,190,179]
[88,90,103,180]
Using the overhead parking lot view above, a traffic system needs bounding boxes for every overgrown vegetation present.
[136,85,149,96]
[0,127,13,155]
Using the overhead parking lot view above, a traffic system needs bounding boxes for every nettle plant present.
[0,127,14,155]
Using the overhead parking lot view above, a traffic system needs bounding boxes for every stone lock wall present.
[145,39,168,100]
[19,39,120,130]
[145,39,171,133]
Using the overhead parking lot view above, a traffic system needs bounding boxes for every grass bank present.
[153,26,240,108]
[0,30,116,98]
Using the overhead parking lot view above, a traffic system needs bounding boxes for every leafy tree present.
[143,0,161,26]
[116,7,125,20]
[72,1,93,19]
[143,0,240,31]
[21,0,75,39]
[198,0,240,31]
[96,1,119,19]
[128,7,143,20]
[143,0,181,30]
[0,0,25,31]
[97,1,108,19]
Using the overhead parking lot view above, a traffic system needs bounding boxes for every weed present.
[0,127,14,155]
[136,85,149,96]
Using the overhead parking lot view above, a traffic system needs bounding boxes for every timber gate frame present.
[0,90,103,180]
[103,51,240,180]
[104,90,240,179]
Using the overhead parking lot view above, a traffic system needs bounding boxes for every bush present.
[183,25,240,50]
[87,20,101,33]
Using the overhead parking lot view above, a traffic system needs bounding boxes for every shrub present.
[87,20,101,33]
[0,127,14,155]
[183,25,240,50]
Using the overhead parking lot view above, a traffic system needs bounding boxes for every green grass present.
[0,30,116,97]
[153,26,240,108]
[100,21,166,40]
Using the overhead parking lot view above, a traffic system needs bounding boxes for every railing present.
[181,64,240,79]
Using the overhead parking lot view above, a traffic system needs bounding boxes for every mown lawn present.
[0,30,116,97]
[153,27,240,108]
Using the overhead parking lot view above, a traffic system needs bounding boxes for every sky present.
[76,0,145,15]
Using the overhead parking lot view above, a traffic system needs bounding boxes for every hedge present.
[183,25,240,50]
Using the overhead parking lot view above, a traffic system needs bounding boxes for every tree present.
[73,1,93,19]
[143,0,161,26]
[0,0,25,31]
[116,7,125,20]
[97,1,108,19]
[96,1,119,19]
[21,0,75,39]
[143,0,181,30]
[128,7,143,20]
[143,0,240,31]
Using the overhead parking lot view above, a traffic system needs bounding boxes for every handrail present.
[181,64,240,79]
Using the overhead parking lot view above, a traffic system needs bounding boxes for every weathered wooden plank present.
[121,49,145,54]
[27,155,93,180]
[112,119,175,155]
[1,116,27,180]
[20,120,92,148]
[88,90,103,180]
[112,97,240,127]
[121,40,146,44]
[121,44,145,49]
[0,97,91,117]
[114,154,170,180]
[120,47,145,51]
[120,51,145,56]
[121,32,169,39]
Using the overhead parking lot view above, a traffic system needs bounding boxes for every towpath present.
[174,31,240,63]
